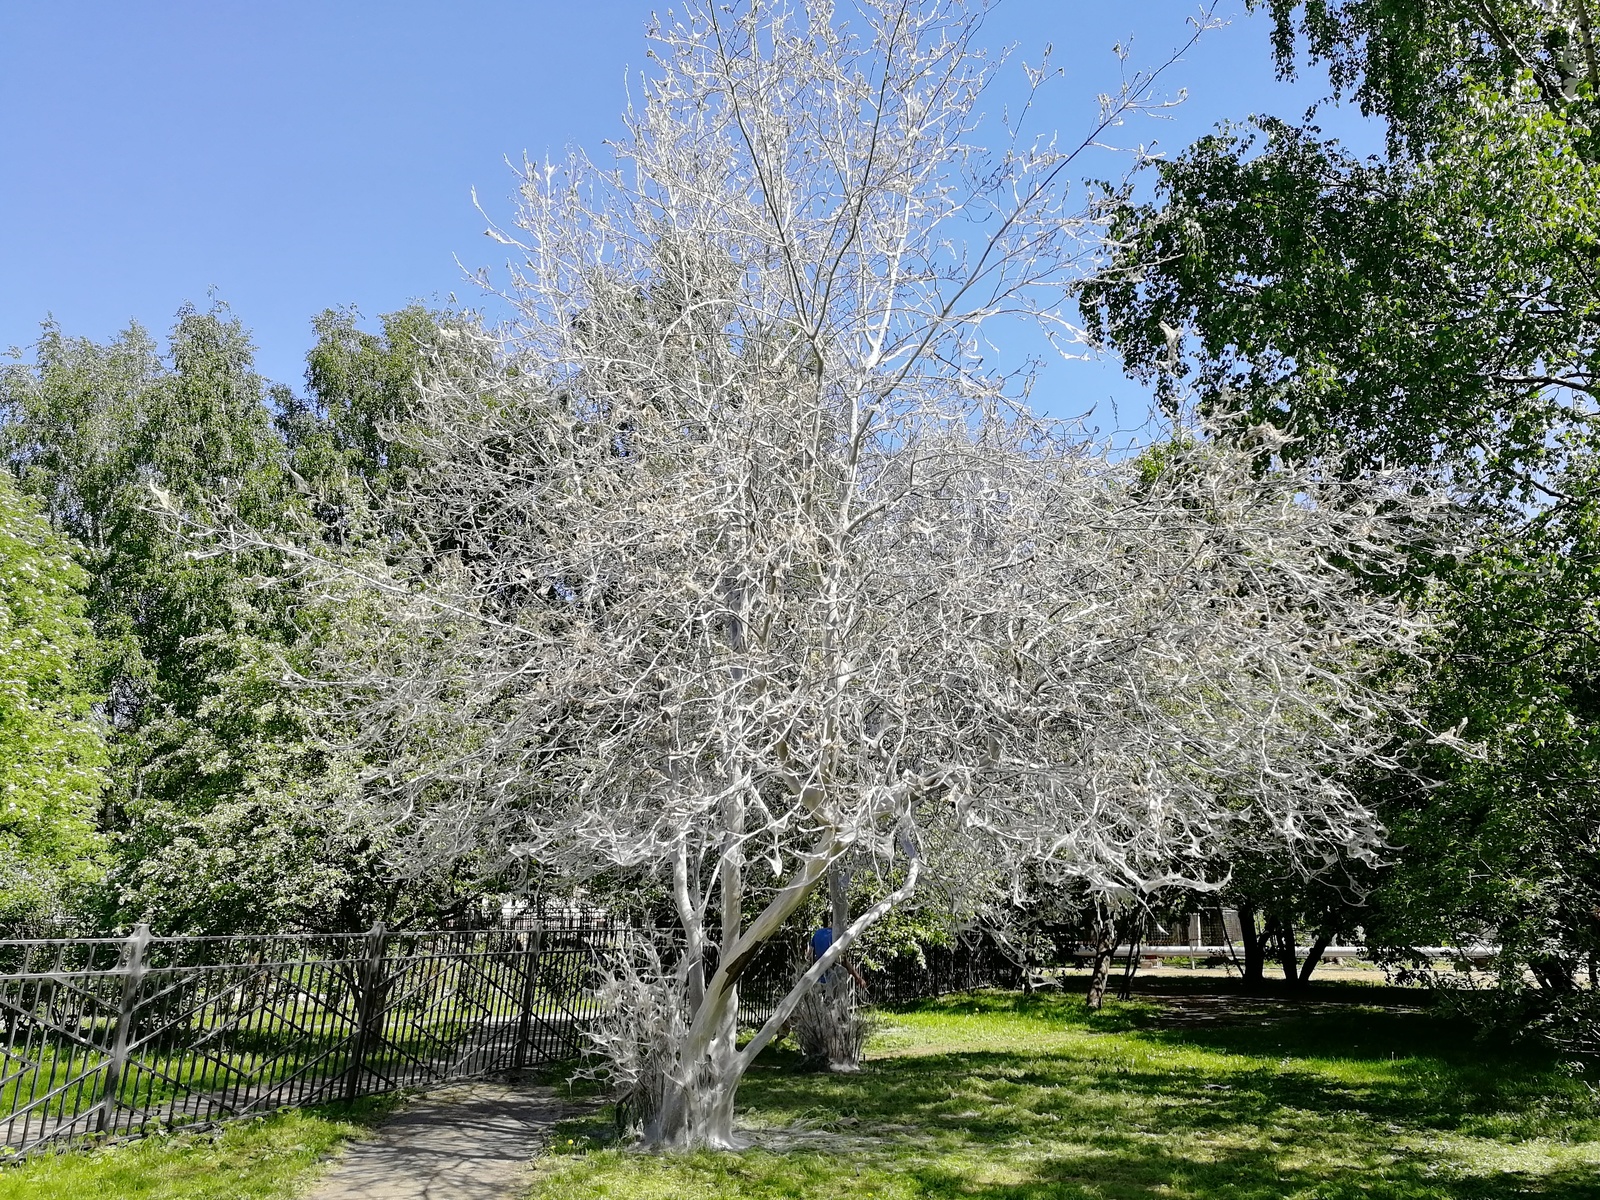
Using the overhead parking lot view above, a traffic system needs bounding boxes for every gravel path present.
[304,1083,572,1200]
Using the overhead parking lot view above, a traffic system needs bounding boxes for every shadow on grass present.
[889,1144,1600,1200]
[711,989,1600,1198]
[535,989,1598,1198]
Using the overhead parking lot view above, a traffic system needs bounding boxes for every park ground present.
[5,971,1599,1199]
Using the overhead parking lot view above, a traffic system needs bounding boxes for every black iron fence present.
[0,917,621,1162]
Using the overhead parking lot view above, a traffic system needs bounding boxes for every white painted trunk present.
[642,981,743,1149]
[824,860,860,1072]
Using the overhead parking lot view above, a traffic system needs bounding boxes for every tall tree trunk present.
[1116,915,1145,1002]
[1236,900,1267,989]
[645,984,743,1149]
[1274,915,1299,987]
[823,860,862,1071]
[828,861,849,952]
[672,836,706,1015]
[644,787,752,1147]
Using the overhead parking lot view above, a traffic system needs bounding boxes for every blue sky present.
[0,1,1379,423]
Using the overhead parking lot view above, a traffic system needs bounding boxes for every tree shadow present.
[729,989,1600,1196]
[896,1142,1600,1199]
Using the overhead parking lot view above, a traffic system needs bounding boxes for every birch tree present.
[191,0,1446,1148]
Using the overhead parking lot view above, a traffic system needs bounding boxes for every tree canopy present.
[1086,0,1600,1021]
[0,475,107,929]
[0,302,487,934]
[6,0,1599,1104]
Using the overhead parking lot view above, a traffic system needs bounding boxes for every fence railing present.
[0,916,622,1162]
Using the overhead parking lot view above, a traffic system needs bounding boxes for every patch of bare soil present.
[1147,990,1427,1029]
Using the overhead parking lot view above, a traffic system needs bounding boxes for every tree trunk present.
[644,985,743,1149]
[1530,955,1577,994]
[1116,916,1145,1002]
[1017,930,1036,995]
[824,860,861,1072]
[1298,931,1334,986]
[1236,901,1267,989]
[643,787,753,1148]
[1275,916,1299,987]
[1085,901,1119,1011]
[640,835,912,1147]
[828,861,849,952]
[672,837,707,1015]
[1085,945,1113,1010]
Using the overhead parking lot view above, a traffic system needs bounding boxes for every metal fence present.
[0,916,621,1162]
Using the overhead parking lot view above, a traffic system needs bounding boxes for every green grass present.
[0,1096,397,1200]
[529,982,1600,1199]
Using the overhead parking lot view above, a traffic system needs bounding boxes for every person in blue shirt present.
[809,924,833,962]
[808,925,869,994]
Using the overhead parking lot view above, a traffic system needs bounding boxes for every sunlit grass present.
[530,983,1600,1198]
[0,1097,396,1200]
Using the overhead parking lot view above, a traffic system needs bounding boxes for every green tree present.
[1,305,388,932]
[1085,0,1600,1038]
[1084,83,1600,500]
[1,304,302,929]
[1253,0,1600,150]
[286,305,440,492]
[1218,845,1376,989]
[0,475,108,929]
[1370,459,1600,1000]
[2,304,287,731]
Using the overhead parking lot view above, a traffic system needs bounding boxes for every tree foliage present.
[1373,454,1600,999]
[1252,0,1600,150]
[0,302,484,933]
[1086,0,1600,1033]
[0,475,107,928]
[1085,82,1600,499]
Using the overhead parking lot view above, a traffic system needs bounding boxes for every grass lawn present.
[0,1096,397,1200]
[530,982,1600,1199]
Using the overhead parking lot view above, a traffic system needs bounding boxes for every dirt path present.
[304,1083,573,1200]
[1146,988,1427,1029]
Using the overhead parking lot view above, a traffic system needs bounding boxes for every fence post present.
[343,922,388,1105]
[512,925,544,1073]
[97,923,151,1134]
